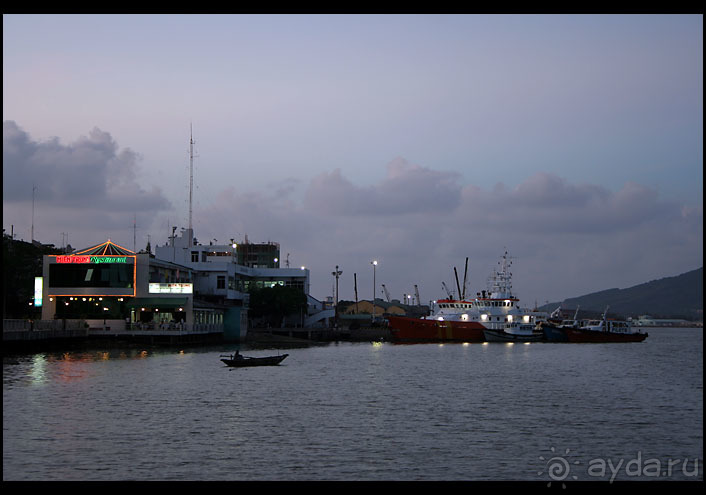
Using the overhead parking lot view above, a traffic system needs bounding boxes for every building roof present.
[73,240,135,256]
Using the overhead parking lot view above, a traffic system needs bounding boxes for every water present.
[3,328,702,481]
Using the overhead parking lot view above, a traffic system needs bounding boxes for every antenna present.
[188,124,194,247]
[31,184,37,242]
[133,214,137,252]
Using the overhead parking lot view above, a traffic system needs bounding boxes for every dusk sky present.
[3,14,703,306]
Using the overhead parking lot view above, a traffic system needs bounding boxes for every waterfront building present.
[634,315,692,327]
[39,239,215,333]
[154,227,312,338]
[37,228,320,341]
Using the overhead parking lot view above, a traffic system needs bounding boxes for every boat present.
[540,322,570,342]
[221,352,289,367]
[562,306,648,343]
[483,322,545,342]
[386,315,487,342]
[388,251,547,343]
[539,306,583,342]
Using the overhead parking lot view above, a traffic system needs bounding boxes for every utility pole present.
[354,273,359,314]
[371,260,377,324]
[332,265,342,327]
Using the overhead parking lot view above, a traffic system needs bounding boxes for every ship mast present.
[488,250,513,298]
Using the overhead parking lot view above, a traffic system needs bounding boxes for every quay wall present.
[3,319,225,349]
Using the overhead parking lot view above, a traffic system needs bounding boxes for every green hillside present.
[540,267,703,320]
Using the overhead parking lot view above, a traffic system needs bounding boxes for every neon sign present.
[56,256,128,264]
[34,277,43,307]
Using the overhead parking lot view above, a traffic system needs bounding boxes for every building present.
[38,227,320,340]
[634,315,692,327]
[154,228,311,338]
[40,240,213,334]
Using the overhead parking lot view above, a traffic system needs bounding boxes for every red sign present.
[56,256,91,264]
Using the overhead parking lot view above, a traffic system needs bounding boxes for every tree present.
[2,232,63,319]
[247,285,307,327]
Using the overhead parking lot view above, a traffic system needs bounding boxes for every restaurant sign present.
[56,256,129,264]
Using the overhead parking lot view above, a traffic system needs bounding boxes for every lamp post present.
[371,260,377,324]
[332,265,342,328]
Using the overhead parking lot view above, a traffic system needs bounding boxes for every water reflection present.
[3,348,178,387]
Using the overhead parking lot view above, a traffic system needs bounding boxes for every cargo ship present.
[388,251,546,343]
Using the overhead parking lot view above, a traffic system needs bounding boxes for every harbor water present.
[3,327,702,481]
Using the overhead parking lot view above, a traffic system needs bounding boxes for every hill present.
[539,267,703,321]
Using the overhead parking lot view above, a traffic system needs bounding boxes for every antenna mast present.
[188,124,194,247]
[133,214,137,252]
[31,184,37,242]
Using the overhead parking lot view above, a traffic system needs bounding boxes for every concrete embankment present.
[4,319,391,351]
[246,326,391,344]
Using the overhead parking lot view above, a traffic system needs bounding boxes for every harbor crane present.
[381,284,391,303]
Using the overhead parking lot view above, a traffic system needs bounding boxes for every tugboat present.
[388,251,547,343]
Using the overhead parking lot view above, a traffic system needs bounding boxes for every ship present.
[388,251,547,343]
[540,306,648,343]
[483,322,545,342]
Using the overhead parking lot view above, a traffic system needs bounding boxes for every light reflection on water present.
[3,328,703,481]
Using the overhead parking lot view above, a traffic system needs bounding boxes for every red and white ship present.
[388,251,546,343]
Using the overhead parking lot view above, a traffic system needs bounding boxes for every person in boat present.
[232,350,242,360]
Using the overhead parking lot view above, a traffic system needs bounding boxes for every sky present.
[3,14,703,306]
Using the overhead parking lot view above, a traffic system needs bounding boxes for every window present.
[191,251,199,262]
[217,275,226,289]
[50,262,134,288]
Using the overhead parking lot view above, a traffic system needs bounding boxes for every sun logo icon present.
[538,447,580,487]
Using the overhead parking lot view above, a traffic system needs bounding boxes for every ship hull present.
[483,329,544,342]
[539,323,570,342]
[388,315,486,343]
[563,328,648,343]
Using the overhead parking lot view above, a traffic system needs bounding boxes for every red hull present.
[564,328,648,343]
[388,315,486,343]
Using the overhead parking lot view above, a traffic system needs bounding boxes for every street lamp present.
[332,265,342,328]
[371,260,378,324]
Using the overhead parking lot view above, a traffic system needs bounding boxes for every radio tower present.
[188,123,195,247]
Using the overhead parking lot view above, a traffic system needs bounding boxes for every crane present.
[441,282,454,299]
[381,284,391,303]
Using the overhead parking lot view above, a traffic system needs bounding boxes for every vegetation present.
[247,284,308,327]
[3,231,64,319]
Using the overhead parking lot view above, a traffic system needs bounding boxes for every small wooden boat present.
[221,353,288,367]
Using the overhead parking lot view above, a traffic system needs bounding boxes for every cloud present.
[3,120,171,212]
[303,157,462,215]
[4,121,700,303]
[3,121,172,247]
[191,158,702,304]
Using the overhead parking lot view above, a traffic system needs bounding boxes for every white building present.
[155,228,311,338]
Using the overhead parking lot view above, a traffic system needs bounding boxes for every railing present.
[3,319,86,332]
[121,322,224,334]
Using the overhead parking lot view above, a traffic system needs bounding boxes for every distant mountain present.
[539,267,703,320]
